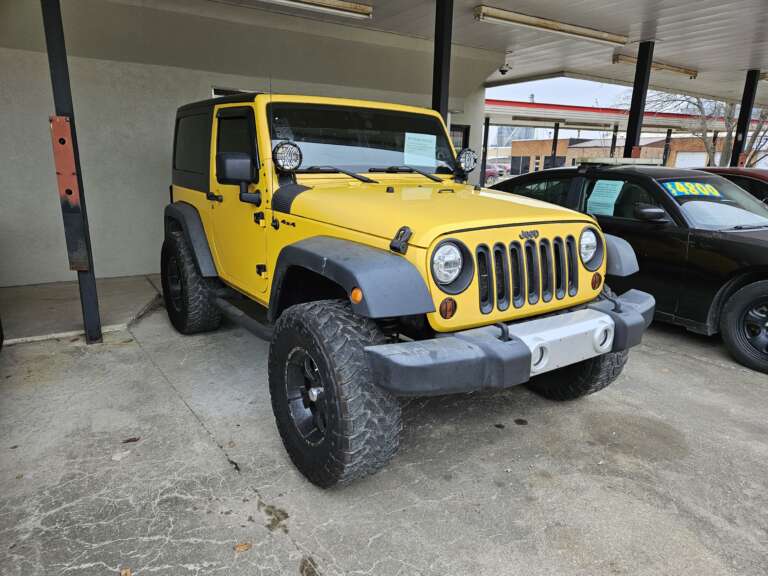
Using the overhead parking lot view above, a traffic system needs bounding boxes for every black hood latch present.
[390,226,413,255]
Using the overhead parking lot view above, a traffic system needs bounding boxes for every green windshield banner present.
[662,180,721,199]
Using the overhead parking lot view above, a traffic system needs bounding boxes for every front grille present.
[478,236,578,313]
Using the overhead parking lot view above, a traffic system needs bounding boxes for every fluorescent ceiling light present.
[613,53,698,79]
[474,5,627,47]
[257,0,372,19]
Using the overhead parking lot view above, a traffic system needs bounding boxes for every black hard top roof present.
[177,92,260,115]
[535,165,721,180]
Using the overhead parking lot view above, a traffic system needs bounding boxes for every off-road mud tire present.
[268,300,401,488]
[161,230,222,334]
[526,350,628,401]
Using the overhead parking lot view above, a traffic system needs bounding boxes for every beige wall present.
[0,1,500,286]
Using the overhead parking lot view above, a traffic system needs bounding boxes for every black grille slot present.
[565,235,578,296]
[524,240,540,304]
[539,239,553,302]
[493,243,510,311]
[510,242,525,308]
[476,245,493,314]
[553,237,566,299]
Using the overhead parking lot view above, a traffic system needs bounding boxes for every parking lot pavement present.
[1,310,766,576]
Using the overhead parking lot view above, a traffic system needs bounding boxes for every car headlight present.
[432,242,463,285]
[579,227,604,271]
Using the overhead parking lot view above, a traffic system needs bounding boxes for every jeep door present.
[210,105,269,295]
[583,175,688,318]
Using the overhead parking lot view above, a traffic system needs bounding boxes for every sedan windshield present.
[268,103,456,174]
[657,176,768,230]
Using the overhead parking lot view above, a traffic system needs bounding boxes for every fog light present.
[439,297,457,319]
[591,272,602,290]
[350,287,363,304]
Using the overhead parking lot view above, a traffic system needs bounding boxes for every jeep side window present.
[174,114,209,174]
[511,178,573,208]
[586,179,666,220]
[216,110,258,182]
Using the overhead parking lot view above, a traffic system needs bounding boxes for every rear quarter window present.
[174,114,209,174]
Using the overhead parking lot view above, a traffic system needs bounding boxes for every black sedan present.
[491,165,768,373]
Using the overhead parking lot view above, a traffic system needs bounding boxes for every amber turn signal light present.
[591,272,602,290]
[350,287,363,304]
[439,297,457,319]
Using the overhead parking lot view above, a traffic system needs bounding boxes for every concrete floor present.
[1,309,766,576]
[0,275,160,343]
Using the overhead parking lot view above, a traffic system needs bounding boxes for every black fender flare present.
[269,236,435,321]
[164,202,218,277]
[604,234,639,277]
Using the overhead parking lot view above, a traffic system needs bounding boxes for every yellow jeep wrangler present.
[162,93,654,487]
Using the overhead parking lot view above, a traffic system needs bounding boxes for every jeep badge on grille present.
[519,230,540,240]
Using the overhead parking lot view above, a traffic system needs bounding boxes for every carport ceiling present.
[220,0,768,105]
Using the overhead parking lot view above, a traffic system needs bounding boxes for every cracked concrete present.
[1,311,766,575]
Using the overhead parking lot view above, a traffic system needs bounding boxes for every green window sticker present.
[587,180,624,215]
[662,181,721,199]
[403,132,437,168]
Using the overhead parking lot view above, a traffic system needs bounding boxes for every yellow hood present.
[284,176,593,248]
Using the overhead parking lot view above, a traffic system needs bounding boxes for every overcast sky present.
[487,77,630,108]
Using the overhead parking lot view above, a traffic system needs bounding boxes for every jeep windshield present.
[268,103,456,176]
[657,175,768,231]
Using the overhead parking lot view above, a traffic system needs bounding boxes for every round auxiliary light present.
[432,242,463,285]
[456,148,478,174]
[272,141,303,172]
[579,227,603,270]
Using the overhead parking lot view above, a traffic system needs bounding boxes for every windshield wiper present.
[303,166,378,184]
[726,224,768,230]
[368,165,443,183]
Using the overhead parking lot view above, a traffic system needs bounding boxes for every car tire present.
[268,300,401,488]
[160,230,222,334]
[720,280,768,373]
[525,350,629,401]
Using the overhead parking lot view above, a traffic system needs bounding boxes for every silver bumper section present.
[365,289,654,396]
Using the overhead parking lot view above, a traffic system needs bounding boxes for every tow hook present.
[495,322,512,342]
[601,287,623,312]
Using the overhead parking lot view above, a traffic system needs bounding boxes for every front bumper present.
[365,289,654,396]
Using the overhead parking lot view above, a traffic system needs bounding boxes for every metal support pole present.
[730,69,760,167]
[709,131,719,166]
[480,117,490,186]
[623,40,655,158]
[662,128,672,166]
[41,0,102,343]
[609,124,619,158]
[550,122,560,167]
[431,0,453,121]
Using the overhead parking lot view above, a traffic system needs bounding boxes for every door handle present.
[206,192,223,202]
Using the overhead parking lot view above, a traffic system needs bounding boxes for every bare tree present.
[620,91,767,167]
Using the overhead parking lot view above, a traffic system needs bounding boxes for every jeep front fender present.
[269,237,435,321]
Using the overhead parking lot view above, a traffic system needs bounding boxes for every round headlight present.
[579,228,604,270]
[432,242,463,285]
[456,148,478,173]
[272,141,302,172]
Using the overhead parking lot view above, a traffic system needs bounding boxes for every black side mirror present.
[216,152,261,206]
[216,152,254,185]
[634,205,669,222]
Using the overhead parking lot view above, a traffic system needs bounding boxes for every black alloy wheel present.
[285,347,328,446]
